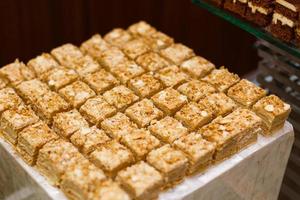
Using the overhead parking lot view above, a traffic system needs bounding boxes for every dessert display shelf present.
[192,0,300,62]
[0,122,295,200]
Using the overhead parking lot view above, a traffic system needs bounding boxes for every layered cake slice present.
[17,121,59,165]
[146,144,188,184]
[245,0,274,26]
[116,161,163,200]
[252,95,291,134]
[173,132,216,174]
[270,0,300,42]
[61,160,106,200]
[36,139,85,185]
[89,140,134,177]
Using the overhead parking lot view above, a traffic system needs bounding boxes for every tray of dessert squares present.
[0,21,293,200]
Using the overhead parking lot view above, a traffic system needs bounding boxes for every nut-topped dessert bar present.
[0,21,292,200]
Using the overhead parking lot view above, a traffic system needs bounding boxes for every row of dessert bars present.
[212,0,300,44]
[0,21,291,200]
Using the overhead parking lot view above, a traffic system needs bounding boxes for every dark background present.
[0,0,258,76]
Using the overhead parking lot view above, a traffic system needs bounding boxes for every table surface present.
[0,122,294,200]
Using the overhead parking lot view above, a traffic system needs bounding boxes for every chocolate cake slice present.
[275,0,300,19]
[269,0,300,42]
[224,0,248,16]
[245,0,274,26]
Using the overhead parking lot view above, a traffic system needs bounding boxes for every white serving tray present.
[0,122,294,200]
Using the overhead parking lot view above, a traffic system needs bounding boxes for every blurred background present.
[0,0,258,76]
[0,1,298,199]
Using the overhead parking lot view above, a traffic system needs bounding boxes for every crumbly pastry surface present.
[116,161,163,200]
[100,112,138,141]
[120,128,161,160]
[227,79,267,107]
[147,144,188,183]
[151,87,188,115]
[177,80,216,102]
[202,67,240,92]
[125,99,163,128]
[90,140,134,177]
[148,116,188,144]
[79,95,117,125]
[0,21,291,200]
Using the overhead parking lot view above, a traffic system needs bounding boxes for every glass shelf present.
[192,0,300,59]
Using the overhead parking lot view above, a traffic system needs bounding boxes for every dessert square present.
[202,67,240,92]
[120,128,160,160]
[79,95,117,125]
[223,108,262,150]
[92,180,131,200]
[148,116,188,144]
[224,0,247,17]
[199,117,241,161]
[70,126,111,155]
[0,87,23,114]
[175,102,213,131]
[100,112,138,141]
[227,79,267,107]
[103,85,139,111]
[121,38,150,60]
[245,1,273,27]
[180,56,215,78]
[41,66,79,91]
[80,34,111,60]
[116,161,163,200]
[36,138,85,185]
[125,99,163,128]
[61,160,106,200]
[0,105,39,145]
[155,65,189,87]
[160,43,195,65]
[151,87,188,115]
[59,81,96,108]
[128,73,162,98]
[143,31,174,51]
[174,132,216,174]
[52,109,89,139]
[83,69,119,94]
[177,80,216,102]
[0,59,35,87]
[33,91,70,125]
[16,79,50,104]
[104,28,133,47]
[51,43,84,67]
[201,93,237,118]
[252,95,291,133]
[16,121,59,165]
[27,53,59,77]
[270,12,295,42]
[71,55,101,76]
[111,60,145,84]
[127,21,157,37]
[89,140,134,177]
[99,47,129,71]
[136,52,170,72]
[146,144,188,184]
